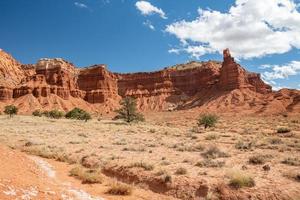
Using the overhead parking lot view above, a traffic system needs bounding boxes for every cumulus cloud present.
[262,61,300,81]
[135,1,167,19]
[143,20,155,30]
[166,0,300,59]
[74,2,88,9]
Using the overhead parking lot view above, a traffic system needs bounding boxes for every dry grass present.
[106,182,133,196]
[228,170,255,189]
[0,114,300,198]
[69,166,102,184]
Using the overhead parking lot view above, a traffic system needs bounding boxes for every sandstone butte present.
[0,48,299,115]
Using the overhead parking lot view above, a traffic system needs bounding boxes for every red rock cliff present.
[0,48,298,114]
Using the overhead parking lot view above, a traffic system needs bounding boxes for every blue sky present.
[0,0,299,90]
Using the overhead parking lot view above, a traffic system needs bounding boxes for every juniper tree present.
[115,97,144,123]
[4,105,18,118]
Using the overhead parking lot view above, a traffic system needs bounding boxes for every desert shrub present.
[195,159,225,168]
[282,157,300,166]
[283,171,300,182]
[106,182,132,196]
[235,140,254,150]
[129,161,154,171]
[197,114,218,129]
[205,133,219,140]
[277,127,291,134]
[268,137,282,144]
[114,97,144,123]
[228,170,255,188]
[4,105,18,117]
[248,154,272,165]
[174,167,187,175]
[69,166,102,184]
[32,110,43,117]
[201,146,229,159]
[46,110,64,119]
[65,108,91,121]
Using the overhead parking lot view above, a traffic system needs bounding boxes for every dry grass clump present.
[268,137,282,145]
[106,182,132,196]
[283,171,300,182]
[174,167,187,175]
[248,154,272,165]
[205,133,219,140]
[129,161,154,171]
[201,146,229,159]
[195,159,225,168]
[69,166,102,184]
[235,140,254,150]
[228,170,255,189]
[282,157,300,166]
[277,127,291,134]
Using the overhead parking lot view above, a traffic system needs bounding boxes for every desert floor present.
[0,112,299,200]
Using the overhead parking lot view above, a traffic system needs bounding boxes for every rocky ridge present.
[0,48,298,114]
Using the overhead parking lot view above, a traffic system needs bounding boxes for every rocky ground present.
[0,112,299,200]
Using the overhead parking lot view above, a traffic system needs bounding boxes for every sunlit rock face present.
[0,48,299,115]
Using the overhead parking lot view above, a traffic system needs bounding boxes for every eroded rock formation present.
[0,48,298,114]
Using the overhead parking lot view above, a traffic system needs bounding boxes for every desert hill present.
[0,48,299,114]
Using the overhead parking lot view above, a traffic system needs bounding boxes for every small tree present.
[4,105,18,118]
[65,108,91,122]
[198,114,218,129]
[115,97,144,123]
[32,110,43,117]
[47,110,64,119]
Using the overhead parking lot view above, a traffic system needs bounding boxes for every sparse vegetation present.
[129,161,154,171]
[235,140,254,150]
[197,114,218,129]
[115,97,145,123]
[228,170,255,188]
[44,110,64,119]
[249,154,272,165]
[282,157,300,166]
[65,108,91,121]
[195,159,225,168]
[4,105,18,117]
[106,182,132,196]
[205,133,219,140]
[69,166,102,184]
[201,146,229,159]
[32,110,43,117]
[174,167,187,175]
[277,127,291,134]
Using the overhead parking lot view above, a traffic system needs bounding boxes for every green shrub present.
[4,105,18,117]
[197,114,218,129]
[32,110,43,117]
[114,97,144,123]
[65,108,91,121]
[46,110,64,119]
[277,127,291,133]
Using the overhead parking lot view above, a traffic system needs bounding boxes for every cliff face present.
[0,48,298,114]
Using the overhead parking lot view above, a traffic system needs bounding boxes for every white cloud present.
[262,60,300,81]
[74,2,88,9]
[143,20,155,30]
[135,1,167,19]
[166,0,300,59]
